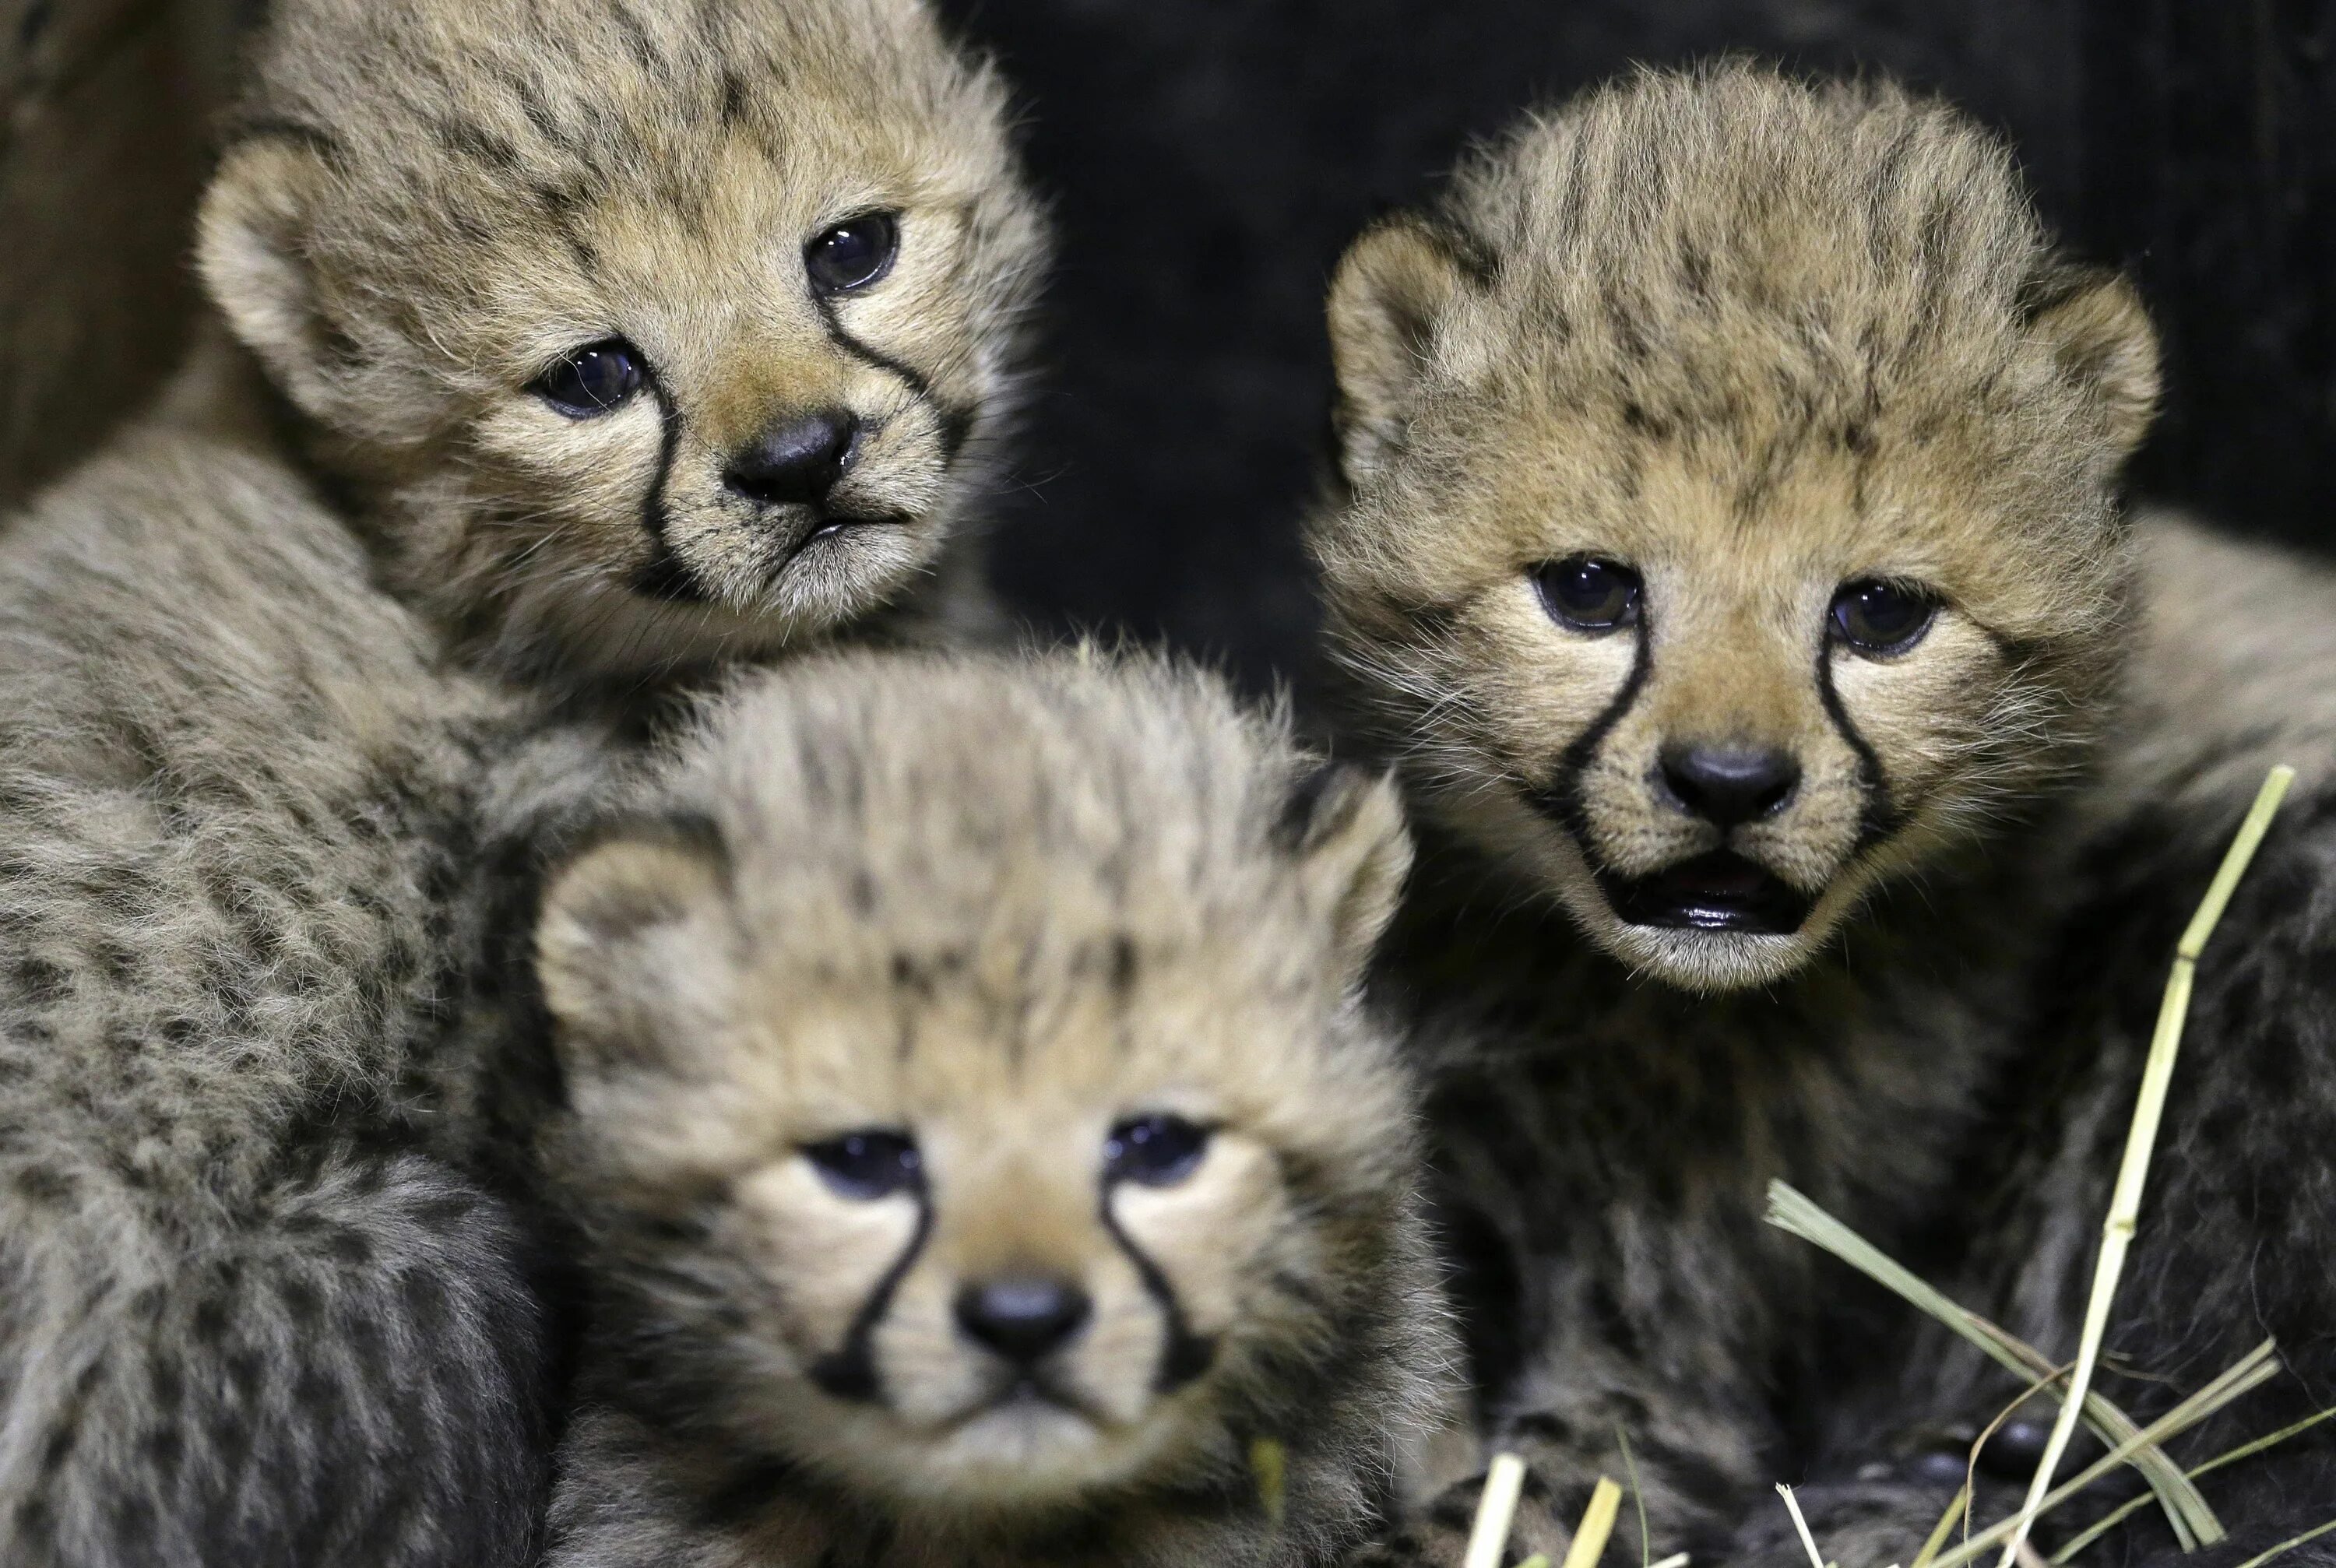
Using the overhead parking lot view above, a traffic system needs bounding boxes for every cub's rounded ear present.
[1275,761,1414,972]
[535,817,731,1071]
[196,134,341,415]
[2022,260,2161,462]
[1326,213,1483,488]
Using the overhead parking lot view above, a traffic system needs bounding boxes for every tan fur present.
[2103,508,2336,820]
[199,0,1047,680]
[532,652,1455,1568]
[1312,62,2155,990]
[1310,65,2336,1568]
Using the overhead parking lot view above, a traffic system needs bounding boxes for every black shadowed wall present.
[945,0,2336,692]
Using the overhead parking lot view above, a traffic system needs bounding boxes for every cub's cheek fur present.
[737,1164,921,1367]
[1112,1136,1284,1341]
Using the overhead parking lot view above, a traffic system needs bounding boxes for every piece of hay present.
[1462,1457,1626,1568]
[1560,1478,1625,1568]
[1777,1485,1830,1568]
[1465,1454,1530,1568]
[1617,1428,1652,1568]
[1250,1436,1286,1526]
[1766,1181,2218,1547]
[1912,1487,1968,1568]
[2233,1517,2336,1568]
[1923,1339,2281,1568]
[1994,765,2296,1568]
[2051,1406,2336,1563]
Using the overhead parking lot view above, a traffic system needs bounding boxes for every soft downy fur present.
[1307,63,2336,1568]
[0,1,1045,1563]
[530,652,1456,1568]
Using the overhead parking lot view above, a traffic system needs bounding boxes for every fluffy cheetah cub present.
[1309,62,2225,1568]
[532,653,1453,1568]
[0,0,1040,1561]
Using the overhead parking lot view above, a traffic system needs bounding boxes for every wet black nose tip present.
[954,1277,1092,1364]
[1659,744,1802,828]
[722,409,860,505]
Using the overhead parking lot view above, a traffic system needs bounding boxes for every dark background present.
[945,0,2336,694]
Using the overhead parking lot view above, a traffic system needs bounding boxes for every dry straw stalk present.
[1994,765,2297,1568]
[1764,1182,2218,1545]
[1465,1453,1530,1568]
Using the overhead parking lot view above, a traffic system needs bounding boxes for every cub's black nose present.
[955,1276,1092,1364]
[723,409,861,505]
[1659,744,1801,828]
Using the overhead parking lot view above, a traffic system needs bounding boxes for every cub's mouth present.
[1595,851,1813,935]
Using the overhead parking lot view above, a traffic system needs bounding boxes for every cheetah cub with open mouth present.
[1316,57,2336,1568]
[531,652,1455,1568]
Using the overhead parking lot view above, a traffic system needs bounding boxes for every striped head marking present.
[198,0,1046,680]
[1310,67,2158,990]
[532,659,1420,1516]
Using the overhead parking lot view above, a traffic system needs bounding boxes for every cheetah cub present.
[531,653,1454,1568]
[0,0,1041,1561]
[1317,63,2336,1568]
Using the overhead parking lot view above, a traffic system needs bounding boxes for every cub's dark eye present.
[805,212,900,296]
[533,342,642,417]
[1829,578,1938,655]
[1535,556,1643,632]
[1103,1115,1210,1188]
[804,1130,921,1201]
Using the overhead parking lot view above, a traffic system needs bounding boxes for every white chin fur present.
[1588,916,1818,992]
[881,1401,1128,1510]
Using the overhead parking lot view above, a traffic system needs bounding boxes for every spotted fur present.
[0,1,1043,1562]
[531,652,1456,1568]
[1308,65,2336,1568]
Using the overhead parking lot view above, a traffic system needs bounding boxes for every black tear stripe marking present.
[810,297,976,465]
[1098,1186,1216,1392]
[629,380,709,603]
[807,1192,932,1402]
[1815,644,1901,851]
[1524,617,1654,862]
